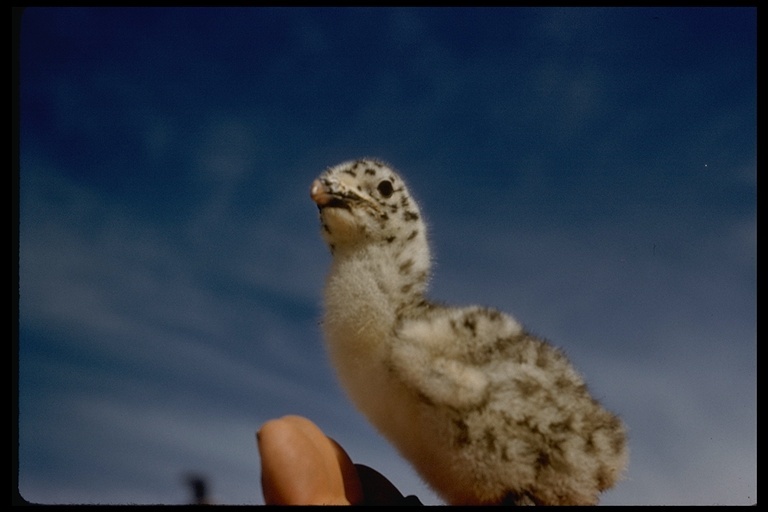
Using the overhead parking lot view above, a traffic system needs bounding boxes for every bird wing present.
[389,305,525,409]
[389,336,490,409]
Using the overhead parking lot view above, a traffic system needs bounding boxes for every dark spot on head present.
[401,283,413,293]
[485,309,502,321]
[343,169,357,178]
[404,210,419,222]
[364,167,376,176]
[463,315,477,336]
[406,229,418,240]
[399,259,414,274]
[385,236,396,244]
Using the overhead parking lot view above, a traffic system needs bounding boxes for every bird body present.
[310,159,627,505]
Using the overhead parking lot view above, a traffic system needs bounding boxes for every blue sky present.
[17,7,756,505]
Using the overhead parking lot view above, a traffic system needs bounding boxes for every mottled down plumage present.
[310,158,628,505]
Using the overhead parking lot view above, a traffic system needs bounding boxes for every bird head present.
[311,159,426,255]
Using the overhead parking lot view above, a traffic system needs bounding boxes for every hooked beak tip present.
[310,179,332,206]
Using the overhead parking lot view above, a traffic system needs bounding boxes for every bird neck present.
[327,237,431,317]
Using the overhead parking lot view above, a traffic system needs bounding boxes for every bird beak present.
[310,179,334,206]
[310,179,352,210]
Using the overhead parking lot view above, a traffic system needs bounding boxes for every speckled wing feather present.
[390,305,626,505]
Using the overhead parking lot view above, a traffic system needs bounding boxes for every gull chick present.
[310,159,627,505]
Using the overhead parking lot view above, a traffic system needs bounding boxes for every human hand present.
[256,415,418,505]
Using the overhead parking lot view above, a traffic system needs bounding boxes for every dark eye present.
[377,180,394,198]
